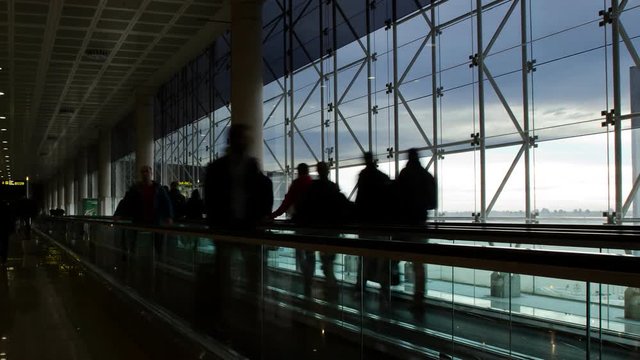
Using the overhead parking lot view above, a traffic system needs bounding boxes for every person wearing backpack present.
[295,161,350,300]
[396,148,437,315]
[354,152,395,307]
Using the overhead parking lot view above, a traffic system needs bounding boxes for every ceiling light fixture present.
[0,116,5,119]
[2,141,7,144]
[0,92,4,96]
[84,49,110,62]
[0,129,6,132]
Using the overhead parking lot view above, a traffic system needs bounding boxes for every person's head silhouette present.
[363,152,375,168]
[407,148,420,166]
[316,161,330,181]
[297,163,309,178]
[140,165,153,184]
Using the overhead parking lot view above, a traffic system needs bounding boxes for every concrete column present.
[51,182,56,212]
[631,66,640,220]
[57,172,64,212]
[98,132,112,216]
[65,162,75,215]
[77,149,88,214]
[135,93,154,178]
[49,183,54,212]
[51,181,56,210]
[45,183,51,214]
[231,0,264,165]
[490,272,521,298]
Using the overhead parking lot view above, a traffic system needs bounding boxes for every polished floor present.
[0,231,215,360]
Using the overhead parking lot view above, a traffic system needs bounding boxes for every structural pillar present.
[98,132,112,216]
[632,66,640,220]
[65,162,75,215]
[57,172,64,212]
[46,183,52,213]
[231,0,264,164]
[135,93,154,178]
[77,149,88,215]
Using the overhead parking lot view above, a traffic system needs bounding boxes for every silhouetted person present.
[354,152,393,304]
[203,124,273,335]
[295,161,350,298]
[185,189,204,220]
[396,148,437,314]
[169,181,186,220]
[205,125,272,228]
[0,200,16,266]
[116,166,173,259]
[270,163,313,295]
[17,196,37,240]
[117,166,173,225]
[270,163,312,219]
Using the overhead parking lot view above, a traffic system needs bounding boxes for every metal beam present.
[291,30,323,78]
[286,0,293,185]
[347,182,358,201]
[335,1,368,54]
[398,31,433,85]
[337,108,366,155]
[483,0,519,58]
[293,123,320,162]
[431,4,439,220]
[612,0,623,223]
[337,59,367,106]
[264,139,286,173]
[264,94,285,126]
[477,0,488,221]
[520,0,532,222]
[320,0,326,162]
[622,172,640,217]
[293,78,321,121]
[366,0,372,153]
[397,89,434,149]
[332,0,340,185]
[482,63,527,141]
[486,144,525,215]
[618,21,640,68]
[393,0,400,176]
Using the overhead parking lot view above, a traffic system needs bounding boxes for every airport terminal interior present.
[1,0,640,359]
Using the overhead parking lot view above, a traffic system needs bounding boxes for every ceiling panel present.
[0,0,230,181]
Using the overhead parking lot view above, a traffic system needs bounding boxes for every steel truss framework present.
[148,0,640,224]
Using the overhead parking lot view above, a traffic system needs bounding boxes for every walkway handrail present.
[40,216,640,288]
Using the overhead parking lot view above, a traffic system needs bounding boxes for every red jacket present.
[271,175,312,218]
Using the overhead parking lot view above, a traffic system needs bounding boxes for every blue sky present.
[257,0,640,214]
[188,1,640,215]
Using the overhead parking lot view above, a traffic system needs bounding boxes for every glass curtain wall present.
[150,0,640,224]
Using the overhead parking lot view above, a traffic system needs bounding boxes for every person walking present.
[396,148,437,315]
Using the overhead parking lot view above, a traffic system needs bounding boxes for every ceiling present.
[0,0,230,182]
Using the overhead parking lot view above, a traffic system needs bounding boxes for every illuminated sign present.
[1,180,25,186]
